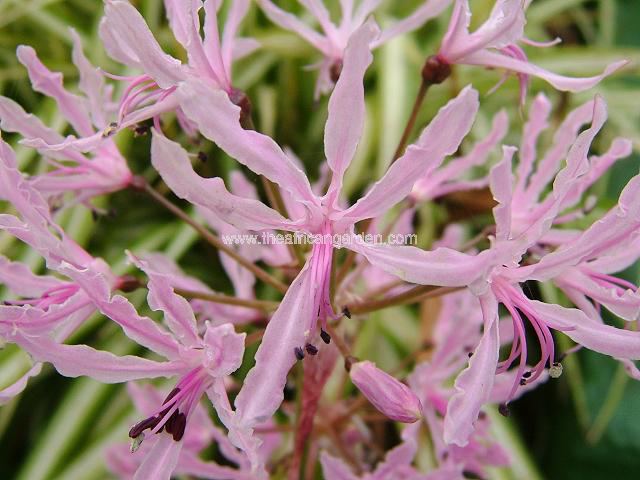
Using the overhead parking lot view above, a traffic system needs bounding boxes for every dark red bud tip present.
[305,343,318,355]
[421,55,452,85]
[294,346,305,361]
[344,355,358,372]
[320,329,331,344]
[117,275,141,293]
[229,88,252,127]
[342,307,352,319]
[498,403,511,417]
[330,60,343,84]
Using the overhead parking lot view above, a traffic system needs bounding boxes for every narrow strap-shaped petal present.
[16,45,94,136]
[134,434,183,480]
[102,0,185,89]
[299,0,339,41]
[515,93,551,195]
[151,130,295,231]
[464,0,525,53]
[490,146,517,242]
[524,98,595,204]
[63,264,183,359]
[128,252,200,348]
[530,300,640,359]
[462,49,627,92]
[528,173,640,281]
[221,0,251,77]
[234,262,316,428]
[555,268,640,322]
[349,241,496,288]
[0,254,64,297]
[13,334,186,382]
[176,81,318,206]
[70,29,107,128]
[0,363,42,405]
[443,292,499,446]
[507,96,608,259]
[163,0,200,49]
[413,109,508,201]
[0,96,66,148]
[374,0,452,47]
[336,86,479,224]
[256,0,328,54]
[324,19,378,203]
[562,137,633,211]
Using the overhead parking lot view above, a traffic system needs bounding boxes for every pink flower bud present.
[349,361,422,423]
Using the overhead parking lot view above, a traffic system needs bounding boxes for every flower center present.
[128,367,210,446]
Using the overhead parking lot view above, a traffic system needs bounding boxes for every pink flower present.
[0,138,132,403]
[105,383,260,480]
[258,0,453,96]
[151,20,482,457]
[436,0,627,102]
[349,360,422,423]
[0,31,132,204]
[10,253,251,479]
[353,95,640,446]
[97,0,257,135]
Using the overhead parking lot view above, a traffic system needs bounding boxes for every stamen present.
[305,343,318,355]
[498,403,511,417]
[130,433,145,453]
[549,362,563,379]
[294,347,305,361]
[320,329,331,344]
[171,413,187,441]
[102,122,118,138]
[342,307,351,319]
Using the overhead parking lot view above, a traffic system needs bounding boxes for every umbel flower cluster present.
[0,1,638,479]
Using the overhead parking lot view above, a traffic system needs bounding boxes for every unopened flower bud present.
[349,360,422,423]
[421,55,451,85]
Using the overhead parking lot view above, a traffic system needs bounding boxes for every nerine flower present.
[407,290,546,477]
[258,0,453,96]
[352,95,640,446]
[106,383,267,480]
[0,31,132,204]
[435,0,627,102]
[409,108,508,203]
[150,19,481,463]
[96,0,257,137]
[0,138,130,402]
[9,252,248,479]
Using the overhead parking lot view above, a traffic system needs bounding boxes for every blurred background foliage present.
[0,0,639,479]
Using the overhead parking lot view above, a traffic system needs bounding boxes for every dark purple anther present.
[172,413,187,441]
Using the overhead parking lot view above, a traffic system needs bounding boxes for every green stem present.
[586,363,628,444]
[391,80,430,161]
[137,178,289,294]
